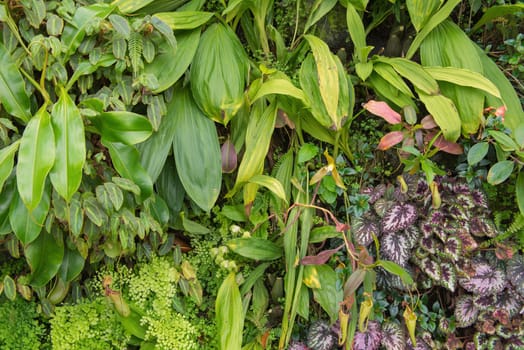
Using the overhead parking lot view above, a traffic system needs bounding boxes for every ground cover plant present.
[0,0,523,349]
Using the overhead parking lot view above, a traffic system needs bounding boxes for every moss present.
[0,297,47,350]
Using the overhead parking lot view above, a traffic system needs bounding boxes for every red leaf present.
[377,131,404,150]
[431,134,463,155]
[221,139,237,173]
[421,115,437,129]
[363,100,401,124]
[301,245,344,265]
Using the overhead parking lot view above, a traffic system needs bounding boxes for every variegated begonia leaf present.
[418,257,441,282]
[473,294,496,311]
[456,230,478,252]
[464,342,476,350]
[473,333,488,348]
[487,337,502,349]
[470,189,488,208]
[403,226,421,249]
[380,321,405,350]
[380,232,411,266]
[446,204,469,222]
[307,320,337,350]
[506,254,524,295]
[374,198,393,217]
[458,261,505,296]
[420,332,436,349]
[443,236,461,261]
[353,321,382,350]
[449,181,470,195]
[352,215,380,247]
[439,262,457,291]
[454,194,475,209]
[438,318,451,334]
[382,203,417,233]
[495,289,523,317]
[420,236,438,254]
[469,217,497,237]
[361,184,386,204]
[506,336,524,348]
[420,221,434,238]
[414,247,429,260]
[407,337,431,350]
[455,294,479,328]
[445,334,463,350]
[288,341,308,350]
[495,324,512,339]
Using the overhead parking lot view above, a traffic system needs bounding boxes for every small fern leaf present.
[128,31,143,75]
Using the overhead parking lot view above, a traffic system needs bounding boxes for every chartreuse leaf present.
[153,11,213,30]
[303,264,343,323]
[172,87,221,212]
[247,174,287,203]
[304,0,337,34]
[227,237,283,261]
[346,3,367,62]
[377,57,439,95]
[144,29,200,93]
[372,63,414,98]
[90,111,152,145]
[25,230,64,287]
[250,77,308,105]
[3,275,16,300]
[17,106,56,210]
[9,187,50,245]
[50,86,85,202]
[216,273,244,350]
[0,42,31,123]
[471,4,524,32]
[104,141,153,201]
[0,140,20,191]
[417,91,461,142]
[424,66,500,98]
[487,160,514,185]
[406,0,441,32]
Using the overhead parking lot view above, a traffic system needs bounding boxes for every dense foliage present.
[0,0,523,349]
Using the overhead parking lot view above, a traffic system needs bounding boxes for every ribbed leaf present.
[227,237,283,261]
[216,273,244,350]
[50,87,85,202]
[172,88,221,211]
[190,23,248,124]
[458,261,505,296]
[304,0,337,34]
[153,11,213,30]
[418,257,441,282]
[367,73,416,110]
[406,0,440,32]
[90,111,152,145]
[346,3,367,62]
[248,174,287,203]
[251,78,308,105]
[424,66,500,98]
[380,321,405,350]
[25,231,64,287]
[17,106,55,210]
[418,91,461,142]
[0,43,31,122]
[455,295,478,328]
[372,63,414,98]
[9,188,49,245]
[0,141,20,192]
[377,57,439,95]
[471,4,524,32]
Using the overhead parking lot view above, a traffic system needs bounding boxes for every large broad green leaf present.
[90,111,152,145]
[0,176,16,236]
[367,72,416,110]
[61,3,115,58]
[153,11,213,30]
[227,237,283,261]
[304,0,338,34]
[9,185,50,245]
[346,3,367,62]
[58,247,85,282]
[104,141,153,201]
[424,66,501,98]
[471,4,524,33]
[172,88,221,212]
[216,273,244,350]
[144,29,200,93]
[0,43,31,123]
[406,0,441,32]
[16,106,56,210]
[190,23,248,124]
[0,140,20,192]
[50,86,85,202]
[156,157,185,216]
[138,93,178,183]
[25,230,64,287]
[377,57,439,95]
[418,91,461,141]
[250,77,308,105]
[372,62,414,98]
[303,264,343,323]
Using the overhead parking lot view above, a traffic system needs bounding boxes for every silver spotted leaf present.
[418,257,441,282]
[353,321,382,350]
[495,288,523,317]
[307,320,337,350]
[473,294,496,311]
[458,261,505,296]
[439,262,457,291]
[403,226,421,249]
[380,232,411,266]
[506,254,524,297]
[381,203,417,233]
[455,294,479,328]
[374,198,393,217]
[352,215,380,247]
[380,321,405,350]
[361,184,386,204]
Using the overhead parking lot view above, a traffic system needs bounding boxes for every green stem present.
[20,67,50,104]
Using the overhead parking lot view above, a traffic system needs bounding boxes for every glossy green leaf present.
[90,111,152,145]
[66,55,116,91]
[144,29,200,93]
[406,0,440,32]
[172,88,221,211]
[3,275,16,300]
[517,171,524,215]
[50,87,85,202]
[108,14,131,39]
[9,187,50,245]
[372,62,414,98]
[377,260,414,287]
[378,57,439,95]
[303,264,343,323]
[0,140,20,192]
[190,23,248,124]
[0,176,16,236]
[216,273,244,350]
[25,231,64,287]
[247,174,287,203]
[83,196,107,227]
[104,141,153,200]
[69,195,83,237]
[0,43,31,123]
[153,11,213,30]
[156,157,185,216]
[227,237,283,261]
[58,247,85,282]
[487,160,514,185]
[17,106,56,210]
[104,182,124,211]
[467,142,489,165]
[417,91,461,142]
[424,66,501,98]
[346,3,367,62]
[304,0,337,34]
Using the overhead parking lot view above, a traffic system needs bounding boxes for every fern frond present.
[128,31,143,76]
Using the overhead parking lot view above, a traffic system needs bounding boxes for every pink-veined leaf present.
[377,131,404,150]
[363,100,402,124]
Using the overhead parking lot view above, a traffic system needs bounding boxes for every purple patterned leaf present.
[454,194,475,209]
[361,184,386,204]
[443,236,461,261]
[414,247,429,260]
[433,225,448,242]
[450,182,470,195]
[374,198,393,217]
[420,221,433,237]
[495,288,523,317]
[352,215,380,247]
[455,294,479,328]
[446,204,468,221]
[473,294,496,311]
[506,336,524,348]
[469,217,497,237]
[380,233,411,266]
[458,262,505,296]
[420,236,438,254]
[507,254,524,295]
[438,318,451,334]
[382,203,417,233]
[307,321,337,350]
[418,257,441,282]
[407,338,430,350]
[353,321,381,350]
[456,230,478,252]
[487,337,502,349]
[420,332,436,349]
[403,226,420,249]
[288,341,309,350]
[473,333,488,348]
[495,324,512,339]
[465,342,476,350]
[380,322,405,350]
[427,210,445,226]
[470,189,488,208]
[439,262,457,291]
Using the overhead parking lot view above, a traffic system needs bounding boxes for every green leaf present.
[181,212,210,235]
[3,275,16,300]
[516,171,524,215]
[216,273,244,350]
[471,4,524,32]
[108,14,131,39]
[372,62,414,98]
[304,0,338,34]
[309,225,339,243]
[104,182,124,211]
[17,106,56,210]
[172,87,221,211]
[50,87,86,202]
[69,195,83,237]
[346,3,367,62]
[58,247,85,282]
[156,157,185,215]
[406,0,441,32]
[488,130,518,152]
[0,176,16,236]
[417,91,461,142]
[367,73,416,110]
[153,11,214,30]
[378,57,439,95]
[83,196,107,227]
[250,78,308,105]
[467,142,489,165]
[25,231,64,287]
[9,187,49,245]
[487,160,514,185]
[144,29,200,93]
[303,264,343,323]
[377,260,414,287]
[104,141,153,201]
[297,143,319,163]
[227,237,283,261]
[0,140,20,192]
[90,111,152,145]
[247,174,287,203]
[0,43,31,123]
